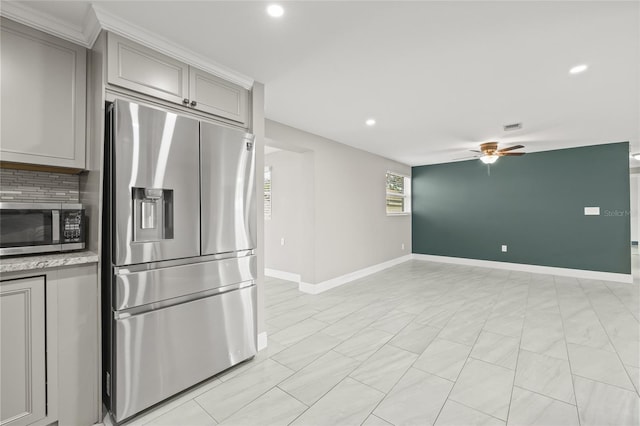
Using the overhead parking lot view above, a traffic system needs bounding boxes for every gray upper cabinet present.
[107,33,189,105]
[106,33,249,126]
[0,276,46,426]
[0,18,86,169]
[189,67,249,126]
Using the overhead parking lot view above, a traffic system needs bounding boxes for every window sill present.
[387,212,411,217]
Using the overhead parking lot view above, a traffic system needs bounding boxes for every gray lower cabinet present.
[0,264,99,426]
[106,32,249,126]
[0,276,46,426]
[0,18,86,169]
[56,265,99,426]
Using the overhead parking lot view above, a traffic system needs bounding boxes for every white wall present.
[264,150,306,274]
[631,172,639,243]
[265,120,411,285]
[251,83,266,339]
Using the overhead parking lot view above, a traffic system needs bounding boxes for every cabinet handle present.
[182,98,189,105]
[190,100,197,107]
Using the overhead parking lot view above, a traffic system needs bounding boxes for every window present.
[386,171,411,215]
[264,166,272,220]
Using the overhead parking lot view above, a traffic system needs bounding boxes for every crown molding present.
[92,5,254,89]
[0,1,96,47]
[1,2,254,89]
[83,7,102,48]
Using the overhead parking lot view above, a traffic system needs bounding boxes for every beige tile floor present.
[116,253,640,426]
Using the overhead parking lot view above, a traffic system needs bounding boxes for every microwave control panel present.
[62,210,84,243]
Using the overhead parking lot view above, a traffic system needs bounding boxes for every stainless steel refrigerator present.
[102,99,257,422]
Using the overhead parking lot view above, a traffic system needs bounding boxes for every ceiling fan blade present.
[498,144,525,153]
[500,152,526,156]
[454,155,479,160]
[469,150,482,153]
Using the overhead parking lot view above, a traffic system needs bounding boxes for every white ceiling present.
[5,1,639,166]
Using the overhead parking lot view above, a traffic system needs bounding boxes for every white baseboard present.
[299,255,413,295]
[412,254,633,284]
[264,268,301,283]
[257,332,268,351]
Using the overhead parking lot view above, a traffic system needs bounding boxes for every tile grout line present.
[571,372,639,394]
[271,330,343,372]
[602,281,639,321]
[193,398,221,424]
[222,369,297,424]
[360,365,416,425]
[269,318,331,348]
[431,275,512,424]
[498,272,531,425]
[356,273,474,425]
[511,384,579,407]
[283,372,378,425]
[575,277,639,397]
[275,349,362,414]
[337,315,433,423]
[132,378,224,425]
[445,398,507,424]
[552,276,583,425]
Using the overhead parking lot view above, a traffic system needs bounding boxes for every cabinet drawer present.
[189,67,249,125]
[107,33,189,104]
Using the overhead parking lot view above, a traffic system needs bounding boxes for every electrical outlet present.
[401,243,405,250]
[281,237,285,246]
[501,245,508,252]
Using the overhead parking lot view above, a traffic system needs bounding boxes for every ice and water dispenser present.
[132,187,174,242]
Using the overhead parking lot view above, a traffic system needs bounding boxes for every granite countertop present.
[0,251,99,273]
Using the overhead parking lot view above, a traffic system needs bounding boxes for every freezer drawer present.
[114,255,256,310]
[111,285,256,422]
[200,122,256,255]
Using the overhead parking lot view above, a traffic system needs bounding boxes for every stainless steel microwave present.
[0,202,86,256]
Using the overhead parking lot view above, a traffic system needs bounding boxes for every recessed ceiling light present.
[267,4,284,18]
[365,118,376,126]
[569,64,588,75]
[631,153,640,160]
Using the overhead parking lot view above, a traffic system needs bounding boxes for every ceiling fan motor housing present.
[480,142,499,155]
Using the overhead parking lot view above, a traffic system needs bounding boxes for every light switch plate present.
[584,207,600,216]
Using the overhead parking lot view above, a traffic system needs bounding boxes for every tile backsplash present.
[0,168,80,203]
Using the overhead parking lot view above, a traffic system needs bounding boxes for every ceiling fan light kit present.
[468,141,527,164]
[480,154,499,164]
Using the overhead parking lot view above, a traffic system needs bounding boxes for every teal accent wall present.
[412,142,631,274]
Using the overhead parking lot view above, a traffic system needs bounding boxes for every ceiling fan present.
[469,142,527,164]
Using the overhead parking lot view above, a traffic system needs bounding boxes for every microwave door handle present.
[52,210,60,243]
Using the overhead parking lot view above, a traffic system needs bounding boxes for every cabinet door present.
[107,33,189,105]
[0,18,86,169]
[189,67,249,125]
[0,276,46,426]
[56,265,99,425]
